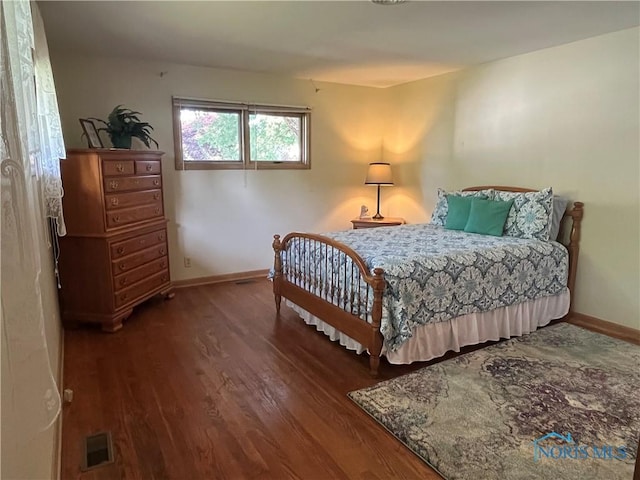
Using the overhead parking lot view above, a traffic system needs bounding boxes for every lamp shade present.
[365,162,393,185]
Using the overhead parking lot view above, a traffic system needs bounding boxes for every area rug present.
[348,323,640,480]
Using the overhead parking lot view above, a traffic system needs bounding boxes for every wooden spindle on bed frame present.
[564,201,584,313]
[272,234,283,315]
[369,268,385,376]
[272,233,386,376]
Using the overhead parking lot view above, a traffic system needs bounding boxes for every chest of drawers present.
[58,149,173,332]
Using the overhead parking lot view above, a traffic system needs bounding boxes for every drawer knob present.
[113,216,121,223]
[154,208,161,214]
[116,163,124,172]
[159,248,166,255]
[117,247,125,254]
[139,239,146,245]
[160,261,166,268]
[109,180,119,190]
[121,293,128,301]
[110,197,119,206]
[161,275,167,282]
[153,193,160,200]
[146,164,153,171]
[119,278,128,286]
[158,234,164,241]
[134,179,140,185]
[119,263,126,270]
[153,180,160,186]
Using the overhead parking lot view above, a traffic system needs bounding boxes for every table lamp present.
[365,162,394,219]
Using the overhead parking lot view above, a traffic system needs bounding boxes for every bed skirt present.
[286,289,570,365]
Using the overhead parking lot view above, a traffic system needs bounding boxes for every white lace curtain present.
[2,0,65,233]
[1,0,66,434]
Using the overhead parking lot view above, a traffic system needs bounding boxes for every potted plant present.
[91,105,159,149]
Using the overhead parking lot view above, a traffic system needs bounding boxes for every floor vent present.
[82,431,114,470]
[235,279,256,285]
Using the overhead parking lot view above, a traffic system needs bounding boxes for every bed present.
[272,186,584,375]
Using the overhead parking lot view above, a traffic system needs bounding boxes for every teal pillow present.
[430,189,493,226]
[445,195,475,230]
[464,199,514,236]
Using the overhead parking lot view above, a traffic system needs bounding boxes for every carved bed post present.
[567,202,584,313]
[272,234,283,315]
[369,267,386,377]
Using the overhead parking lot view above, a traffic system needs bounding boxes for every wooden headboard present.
[462,186,584,313]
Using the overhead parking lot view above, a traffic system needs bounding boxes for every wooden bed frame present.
[272,186,584,376]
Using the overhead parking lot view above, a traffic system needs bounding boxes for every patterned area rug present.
[348,323,640,480]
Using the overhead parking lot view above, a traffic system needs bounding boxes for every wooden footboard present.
[272,233,385,376]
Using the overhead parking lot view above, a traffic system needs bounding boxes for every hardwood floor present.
[61,279,442,479]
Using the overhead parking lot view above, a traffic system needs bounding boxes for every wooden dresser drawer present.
[105,201,163,229]
[105,189,162,210]
[104,175,162,193]
[135,160,161,174]
[113,270,170,309]
[103,160,135,176]
[113,256,168,292]
[110,228,167,260]
[112,243,168,275]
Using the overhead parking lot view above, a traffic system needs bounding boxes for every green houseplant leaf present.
[90,105,158,149]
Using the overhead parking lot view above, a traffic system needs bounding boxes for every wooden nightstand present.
[351,217,406,229]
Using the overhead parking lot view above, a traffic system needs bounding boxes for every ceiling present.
[39,1,640,88]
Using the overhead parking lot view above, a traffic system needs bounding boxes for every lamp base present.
[372,213,384,220]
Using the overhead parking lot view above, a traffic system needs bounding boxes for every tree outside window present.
[173,98,310,170]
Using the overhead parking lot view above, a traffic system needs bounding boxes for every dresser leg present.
[161,287,175,300]
[102,311,129,333]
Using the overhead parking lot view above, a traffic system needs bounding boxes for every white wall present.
[387,27,640,329]
[50,54,421,282]
[383,71,460,223]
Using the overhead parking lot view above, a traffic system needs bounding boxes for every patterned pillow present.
[493,187,554,241]
[430,188,494,226]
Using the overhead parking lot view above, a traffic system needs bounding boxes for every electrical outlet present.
[184,257,192,268]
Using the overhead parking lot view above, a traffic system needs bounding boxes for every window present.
[173,97,310,170]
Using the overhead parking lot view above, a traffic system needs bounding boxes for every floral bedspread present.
[285,223,568,351]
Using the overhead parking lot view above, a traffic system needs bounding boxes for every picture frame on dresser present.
[79,118,104,149]
[58,149,173,332]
